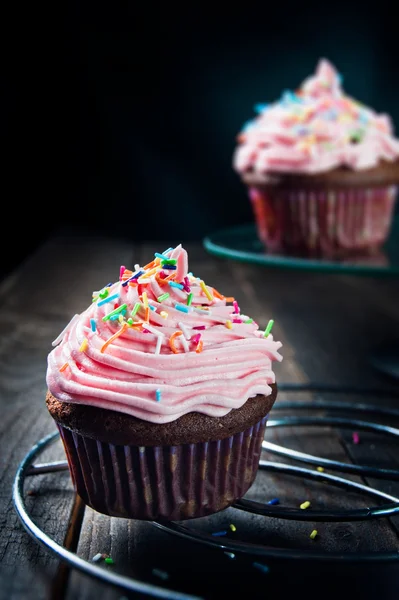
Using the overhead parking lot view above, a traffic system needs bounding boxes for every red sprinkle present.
[193,325,206,330]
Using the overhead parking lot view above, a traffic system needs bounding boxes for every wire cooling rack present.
[12,383,399,600]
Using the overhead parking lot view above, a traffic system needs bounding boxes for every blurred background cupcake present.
[233,59,399,258]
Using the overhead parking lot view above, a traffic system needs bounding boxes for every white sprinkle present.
[180,335,190,352]
[193,307,212,316]
[155,335,162,355]
[134,264,140,271]
[51,314,80,346]
[143,323,164,337]
[152,568,169,581]
[91,553,103,563]
[178,321,191,340]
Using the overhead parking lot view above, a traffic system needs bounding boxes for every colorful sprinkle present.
[102,303,127,321]
[263,319,274,337]
[157,293,170,303]
[300,501,311,510]
[186,292,193,306]
[310,529,318,540]
[169,281,184,289]
[97,293,119,307]
[160,311,168,319]
[155,389,161,402]
[98,288,109,299]
[161,258,177,266]
[317,466,324,472]
[195,340,204,353]
[101,323,128,353]
[225,320,233,329]
[193,325,206,330]
[119,265,126,280]
[91,553,103,563]
[131,302,141,317]
[233,301,240,314]
[59,362,69,372]
[90,319,96,332]
[200,280,213,302]
[229,524,236,532]
[244,318,253,324]
[212,530,227,537]
[169,330,183,354]
[267,498,280,505]
[79,338,88,352]
[162,264,176,270]
[104,557,114,565]
[175,303,189,313]
[154,252,169,260]
[253,562,270,574]
[178,321,191,340]
[352,431,360,444]
[155,335,162,355]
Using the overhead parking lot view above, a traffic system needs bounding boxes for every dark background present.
[2,2,399,276]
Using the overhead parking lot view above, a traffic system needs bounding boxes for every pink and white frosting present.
[233,59,399,176]
[46,245,282,424]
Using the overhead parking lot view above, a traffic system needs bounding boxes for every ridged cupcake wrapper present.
[249,186,397,257]
[57,415,268,521]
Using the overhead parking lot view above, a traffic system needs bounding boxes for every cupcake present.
[45,245,282,520]
[233,58,399,258]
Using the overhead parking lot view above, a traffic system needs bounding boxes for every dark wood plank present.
[0,227,136,600]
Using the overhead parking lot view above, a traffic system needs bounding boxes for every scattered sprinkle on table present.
[152,568,169,581]
[300,501,311,510]
[317,466,324,472]
[229,524,236,532]
[267,497,280,505]
[212,530,227,537]
[352,431,360,444]
[104,557,114,565]
[310,529,318,540]
[91,553,103,563]
[224,552,236,560]
[253,561,270,574]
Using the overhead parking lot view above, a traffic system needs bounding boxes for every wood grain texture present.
[1,227,398,600]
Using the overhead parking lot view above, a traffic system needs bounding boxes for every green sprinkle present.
[131,302,141,317]
[157,293,170,302]
[99,288,109,299]
[263,319,274,337]
[161,258,177,265]
[104,557,114,565]
[127,318,134,326]
[102,303,127,322]
[186,292,193,306]
[244,318,253,324]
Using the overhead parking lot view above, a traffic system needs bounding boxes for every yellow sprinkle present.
[160,311,168,319]
[141,267,158,278]
[118,315,124,323]
[79,338,88,352]
[310,529,318,540]
[200,280,213,302]
[317,466,324,472]
[300,501,311,510]
[142,291,148,308]
[225,320,233,329]
[229,524,236,532]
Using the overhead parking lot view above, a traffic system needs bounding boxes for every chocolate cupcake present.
[46,245,282,520]
[233,59,399,258]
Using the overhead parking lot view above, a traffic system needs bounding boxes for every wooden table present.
[1,226,399,600]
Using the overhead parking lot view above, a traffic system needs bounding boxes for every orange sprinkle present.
[224,297,235,303]
[59,362,69,372]
[121,269,133,281]
[128,281,138,287]
[195,340,203,353]
[129,321,143,328]
[169,330,183,354]
[156,273,175,285]
[212,288,225,300]
[143,258,160,270]
[145,307,150,322]
[101,323,128,353]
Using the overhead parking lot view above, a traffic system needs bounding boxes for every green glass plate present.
[203,217,399,276]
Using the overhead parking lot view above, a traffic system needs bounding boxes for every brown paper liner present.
[249,185,397,258]
[57,415,268,520]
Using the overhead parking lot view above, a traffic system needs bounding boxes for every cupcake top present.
[233,59,399,178]
[46,245,282,424]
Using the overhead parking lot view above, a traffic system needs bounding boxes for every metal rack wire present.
[12,384,399,599]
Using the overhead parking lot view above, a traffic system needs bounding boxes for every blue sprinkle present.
[161,247,174,255]
[97,293,119,306]
[267,498,280,505]
[162,265,176,270]
[175,304,189,313]
[122,270,144,286]
[253,562,270,574]
[155,252,169,260]
[155,389,161,402]
[212,530,227,537]
[169,281,184,289]
[254,103,268,114]
[281,90,301,105]
[90,319,96,332]
[149,305,156,311]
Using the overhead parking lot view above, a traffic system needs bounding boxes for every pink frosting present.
[233,59,399,176]
[46,245,283,424]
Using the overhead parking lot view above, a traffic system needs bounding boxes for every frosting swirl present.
[46,245,282,424]
[233,58,399,176]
